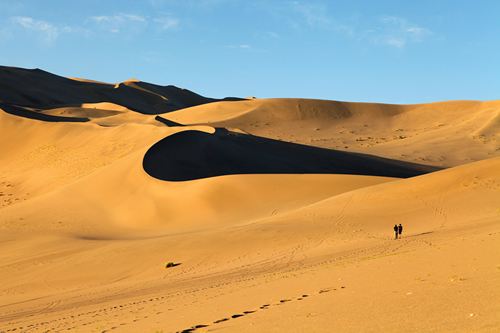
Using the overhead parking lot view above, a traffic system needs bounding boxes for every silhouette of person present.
[398,224,403,238]
[393,224,398,239]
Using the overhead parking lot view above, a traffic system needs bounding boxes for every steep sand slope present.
[165,98,500,167]
[0,156,498,332]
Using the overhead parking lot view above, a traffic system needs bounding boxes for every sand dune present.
[165,98,500,167]
[0,113,393,232]
[0,66,499,332]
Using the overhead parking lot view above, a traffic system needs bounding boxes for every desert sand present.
[0,66,499,333]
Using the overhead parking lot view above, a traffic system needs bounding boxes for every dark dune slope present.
[0,66,240,114]
[143,129,441,181]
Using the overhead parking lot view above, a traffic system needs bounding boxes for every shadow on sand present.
[143,128,441,181]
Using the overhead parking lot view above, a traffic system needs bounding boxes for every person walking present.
[398,224,403,238]
[393,224,398,239]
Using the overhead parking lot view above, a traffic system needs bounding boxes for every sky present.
[0,0,499,103]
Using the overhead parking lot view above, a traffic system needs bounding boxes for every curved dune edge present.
[164,98,500,167]
[0,111,389,233]
[143,128,439,182]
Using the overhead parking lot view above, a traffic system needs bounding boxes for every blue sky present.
[0,0,499,103]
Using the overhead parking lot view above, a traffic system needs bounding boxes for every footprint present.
[180,329,195,333]
[179,291,322,332]
[193,324,208,328]
[213,318,229,323]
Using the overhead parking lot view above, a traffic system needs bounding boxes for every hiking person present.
[398,224,403,238]
[393,224,398,239]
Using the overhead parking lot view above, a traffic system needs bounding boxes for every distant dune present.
[0,66,499,333]
[0,65,241,116]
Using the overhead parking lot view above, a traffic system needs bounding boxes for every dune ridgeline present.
[0,66,499,333]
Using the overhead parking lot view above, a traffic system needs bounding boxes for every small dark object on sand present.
[165,262,181,268]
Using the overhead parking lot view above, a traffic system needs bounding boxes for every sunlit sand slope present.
[0,156,498,332]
